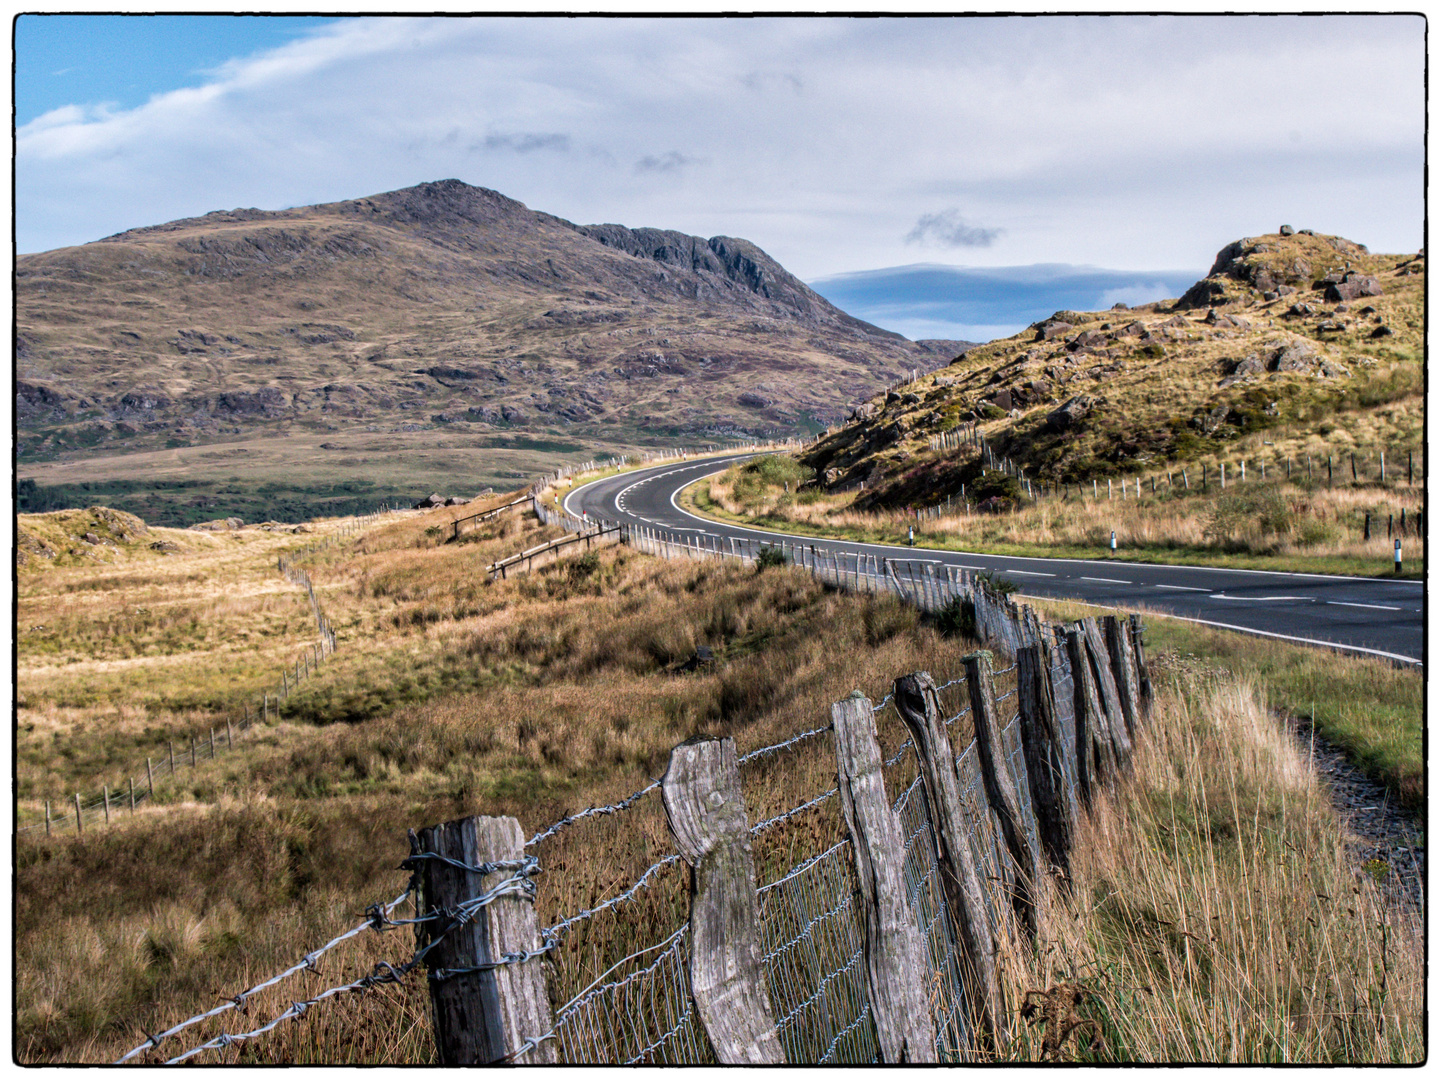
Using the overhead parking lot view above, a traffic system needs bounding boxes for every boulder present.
[1272,340,1319,372]
[1279,224,1295,236]
[1044,395,1097,433]
[190,517,245,531]
[1116,321,1148,337]
[1370,325,1394,339]
[444,496,470,506]
[1285,301,1317,318]
[1325,274,1383,302]
[413,493,446,509]
[1068,329,1108,350]
[1037,320,1073,342]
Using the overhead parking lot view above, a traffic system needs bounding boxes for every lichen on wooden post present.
[1080,617,1132,768]
[892,671,1006,1050]
[661,738,784,1064]
[831,693,937,1062]
[414,815,555,1064]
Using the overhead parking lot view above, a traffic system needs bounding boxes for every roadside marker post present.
[1110,530,1117,552]
[1395,539,1402,575]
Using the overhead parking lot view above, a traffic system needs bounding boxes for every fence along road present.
[561,453,1423,665]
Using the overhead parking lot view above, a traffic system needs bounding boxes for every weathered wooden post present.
[147,757,154,798]
[414,815,555,1064]
[226,717,234,748]
[1102,615,1142,741]
[103,785,110,824]
[963,652,1043,939]
[1080,618,1133,767]
[893,671,1006,1049]
[1128,615,1152,716]
[1016,644,1076,893]
[45,800,51,836]
[75,793,83,834]
[190,735,197,768]
[831,693,938,1062]
[129,776,136,813]
[1064,626,1110,805]
[661,738,784,1063]
[169,740,176,774]
[209,727,217,758]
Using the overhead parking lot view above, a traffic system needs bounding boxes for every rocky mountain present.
[801,229,1423,505]
[16,179,971,469]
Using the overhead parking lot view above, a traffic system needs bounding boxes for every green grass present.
[1017,594,1422,816]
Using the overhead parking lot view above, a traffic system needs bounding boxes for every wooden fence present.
[412,497,1150,1062]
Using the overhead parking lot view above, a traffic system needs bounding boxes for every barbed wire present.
[115,883,415,1063]
[738,722,833,766]
[523,779,662,848]
[750,787,839,836]
[160,858,543,1064]
[542,853,686,941]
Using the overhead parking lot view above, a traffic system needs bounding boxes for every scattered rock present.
[1370,325,1394,339]
[737,391,771,408]
[1315,320,1346,334]
[413,493,447,509]
[190,517,246,531]
[1279,224,1295,236]
[1272,340,1320,372]
[1044,395,1097,433]
[1036,320,1073,342]
[82,532,101,545]
[1204,310,1251,329]
[149,540,180,553]
[444,496,470,506]
[1285,302,1317,318]
[1325,273,1383,302]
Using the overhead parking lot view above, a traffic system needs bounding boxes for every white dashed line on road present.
[1154,584,1210,592]
[1008,570,1056,577]
[1326,601,1402,612]
[1080,576,1131,584]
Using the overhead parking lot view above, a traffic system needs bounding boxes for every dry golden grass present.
[1008,671,1422,1062]
[703,460,1424,577]
[15,487,1421,1064]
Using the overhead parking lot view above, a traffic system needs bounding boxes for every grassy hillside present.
[14,495,1421,1063]
[802,230,1422,502]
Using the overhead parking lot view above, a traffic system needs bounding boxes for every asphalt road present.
[564,453,1425,666]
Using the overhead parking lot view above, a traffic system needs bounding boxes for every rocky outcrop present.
[1324,273,1383,302]
[1044,395,1099,433]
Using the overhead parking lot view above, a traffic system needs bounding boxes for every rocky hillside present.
[802,229,1423,507]
[16,180,970,466]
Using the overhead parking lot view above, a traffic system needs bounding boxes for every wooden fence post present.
[892,672,1006,1049]
[226,717,234,748]
[169,740,176,774]
[129,776,136,813]
[414,815,555,1064]
[147,757,154,798]
[1064,627,1111,805]
[1016,644,1076,893]
[103,785,110,824]
[831,693,938,1063]
[1128,615,1152,717]
[1102,615,1141,741]
[45,800,51,836]
[962,651,1043,940]
[1080,618,1133,767]
[75,792,83,834]
[661,738,785,1063]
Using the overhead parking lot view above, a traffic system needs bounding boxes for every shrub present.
[976,569,1019,595]
[755,545,787,571]
[1203,487,1293,548]
[935,596,976,639]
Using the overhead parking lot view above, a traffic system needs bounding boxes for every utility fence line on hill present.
[918,434,1425,513]
[18,506,400,839]
[123,488,1149,1063]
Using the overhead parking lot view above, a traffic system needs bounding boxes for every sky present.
[14,14,1426,340]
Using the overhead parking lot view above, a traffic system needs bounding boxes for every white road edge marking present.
[1150,613,1421,666]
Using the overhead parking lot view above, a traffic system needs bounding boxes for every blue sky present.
[15,16,337,127]
[14,15,1424,341]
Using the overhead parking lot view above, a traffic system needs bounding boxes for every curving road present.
[564,453,1424,666]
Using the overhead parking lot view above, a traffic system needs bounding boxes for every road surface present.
[564,454,1424,666]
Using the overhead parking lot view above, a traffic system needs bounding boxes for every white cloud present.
[16,15,1425,277]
